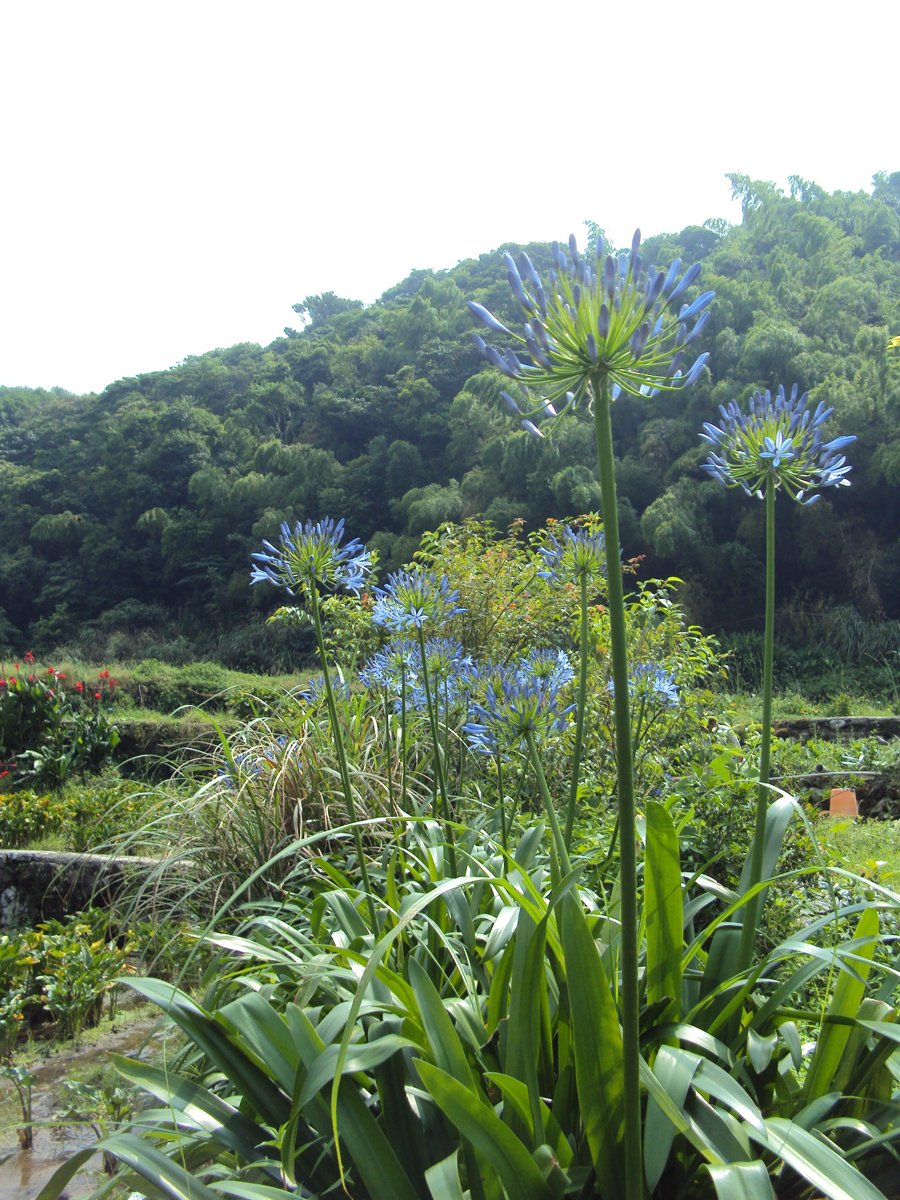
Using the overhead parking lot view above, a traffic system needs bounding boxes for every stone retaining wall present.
[0,850,160,929]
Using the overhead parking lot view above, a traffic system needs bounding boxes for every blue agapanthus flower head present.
[251,517,373,596]
[608,663,680,706]
[538,522,608,585]
[700,384,855,504]
[468,230,713,435]
[296,672,352,704]
[409,637,473,712]
[359,639,419,694]
[464,649,575,755]
[633,664,680,706]
[371,568,465,632]
[361,636,472,713]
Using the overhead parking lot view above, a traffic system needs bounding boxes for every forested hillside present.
[2,173,899,675]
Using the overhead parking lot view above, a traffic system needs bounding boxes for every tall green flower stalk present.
[701,384,855,964]
[538,520,607,849]
[251,517,379,929]
[371,568,465,874]
[470,231,713,1200]
[464,648,576,879]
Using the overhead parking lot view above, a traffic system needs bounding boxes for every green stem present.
[591,373,643,1200]
[495,751,508,857]
[382,691,396,814]
[416,628,458,875]
[308,588,379,932]
[525,728,571,880]
[400,667,409,812]
[739,477,776,968]
[565,573,590,850]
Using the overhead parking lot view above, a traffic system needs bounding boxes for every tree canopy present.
[2,174,898,665]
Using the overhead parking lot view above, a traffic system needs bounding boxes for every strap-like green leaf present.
[802,906,879,1104]
[289,1004,420,1200]
[425,1151,468,1200]
[738,796,796,895]
[415,1059,555,1200]
[753,1117,891,1200]
[559,890,626,1199]
[506,906,551,1141]
[297,1032,419,1108]
[109,1054,273,1166]
[706,1160,777,1200]
[124,976,290,1128]
[409,956,480,1092]
[45,1134,222,1200]
[485,1072,573,1168]
[35,1148,98,1200]
[218,990,301,1092]
[644,800,683,1023]
[644,1045,700,1190]
[691,1058,765,1133]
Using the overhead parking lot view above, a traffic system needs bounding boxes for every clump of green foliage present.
[0,775,153,850]
[0,653,120,788]
[0,909,135,1051]
[51,507,898,1200]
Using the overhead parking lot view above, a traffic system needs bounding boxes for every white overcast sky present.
[1,0,896,395]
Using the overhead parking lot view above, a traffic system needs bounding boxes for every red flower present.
[99,669,110,679]
[94,691,101,700]
[47,666,55,674]
[75,681,85,694]
[0,679,6,689]
[0,770,8,779]
[57,672,66,680]
[23,651,35,664]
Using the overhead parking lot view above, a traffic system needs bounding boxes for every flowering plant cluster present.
[538,520,608,586]
[371,568,464,632]
[0,655,120,789]
[0,780,148,850]
[464,649,576,756]
[0,909,135,1051]
[361,636,473,714]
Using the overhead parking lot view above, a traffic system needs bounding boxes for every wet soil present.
[0,1013,166,1200]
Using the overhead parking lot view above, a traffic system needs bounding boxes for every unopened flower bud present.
[467,301,512,336]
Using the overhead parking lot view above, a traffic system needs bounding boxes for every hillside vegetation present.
[2,173,899,686]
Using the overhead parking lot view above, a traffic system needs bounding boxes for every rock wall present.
[0,850,159,929]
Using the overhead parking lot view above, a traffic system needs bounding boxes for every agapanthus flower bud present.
[467,301,513,336]
[678,290,716,322]
[520,252,543,292]
[505,255,535,313]
[667,261,701,305]
[630,321,651,359]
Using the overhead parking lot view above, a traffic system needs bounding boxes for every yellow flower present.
[889,334,900,350]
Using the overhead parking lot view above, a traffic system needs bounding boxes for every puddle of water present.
[0,1015,166,1200]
